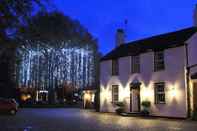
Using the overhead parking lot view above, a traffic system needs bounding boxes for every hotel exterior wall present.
[187,32,197,68]
[187,32,197,114]
[100,46,187,118]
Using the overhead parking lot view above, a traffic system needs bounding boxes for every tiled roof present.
[101,27,197,61]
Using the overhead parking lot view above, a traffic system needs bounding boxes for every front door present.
[130,88,140,112]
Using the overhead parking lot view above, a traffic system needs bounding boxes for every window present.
[131,55,140,73]
[154,51,165,71]
[112,59,119,76]
[154,82,166,104]
[112,85,119,103]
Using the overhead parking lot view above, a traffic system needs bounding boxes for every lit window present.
[154,82,165,104]
[154,51,165,71]
[131,55,140,73]
[112,59,119,76]
[112,85,119,103]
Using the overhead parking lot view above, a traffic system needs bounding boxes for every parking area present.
[0,108,197,131]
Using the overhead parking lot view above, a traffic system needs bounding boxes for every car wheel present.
[10,109,16,115]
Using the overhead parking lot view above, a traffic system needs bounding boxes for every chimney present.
[115,29,125,47]
[193,4,197,26]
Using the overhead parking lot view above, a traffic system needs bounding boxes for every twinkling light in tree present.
[16,41,96,90]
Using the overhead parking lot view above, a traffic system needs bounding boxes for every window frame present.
[112,59,119,76]
[112,85,119,103]
[154,51,165,72]
[154,82,166,104]
[131,55,140,73]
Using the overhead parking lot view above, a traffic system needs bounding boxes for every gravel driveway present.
[0,108,197,131]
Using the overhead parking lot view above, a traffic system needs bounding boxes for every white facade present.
[100,32,197,118]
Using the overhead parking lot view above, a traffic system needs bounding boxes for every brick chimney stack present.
[115,29,125,47]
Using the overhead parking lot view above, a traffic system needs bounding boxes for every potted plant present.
[141,100,151,116]
[115,102,126,115]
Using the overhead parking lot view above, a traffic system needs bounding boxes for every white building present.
[99,6,197,118]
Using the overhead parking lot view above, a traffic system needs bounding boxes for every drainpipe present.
[185,43,191,118]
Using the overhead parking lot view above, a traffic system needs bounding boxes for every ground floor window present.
[154,82,165,104]
[112,85,119,103]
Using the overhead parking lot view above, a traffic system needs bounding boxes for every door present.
[130,88,140,112]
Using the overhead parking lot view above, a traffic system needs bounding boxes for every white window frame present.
[154,82,166,104]
[112,85,119,103]
[154,51,165,72]
[112,59,119,76]
[131,55,140,73]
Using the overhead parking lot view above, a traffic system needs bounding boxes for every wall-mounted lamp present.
[171,87,176,97]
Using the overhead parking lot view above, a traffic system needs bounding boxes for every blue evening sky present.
[52,0,197,55]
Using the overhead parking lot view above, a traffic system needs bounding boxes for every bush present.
[141,100,151,116]
[141,101,151,108]
[115,108,125,114]
[115,102,125,114]
[116,102,125,107]
[192,109,197,120]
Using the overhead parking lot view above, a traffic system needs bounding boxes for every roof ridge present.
[124,26,196,45]
[101,26,197,61]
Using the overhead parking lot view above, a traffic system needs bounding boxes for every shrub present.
[115,102,125,114]
[141,101,151,108]
[141,100,151,116]
[116,102,125,107]
[116,108,125,114]
[192,109,197,120]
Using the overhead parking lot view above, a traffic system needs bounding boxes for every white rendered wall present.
[187,32,197,74]
[100,46,187,118]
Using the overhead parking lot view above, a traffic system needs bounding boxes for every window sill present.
[155,102,166,105]
[131,72,140,74]
[153,69,165,73]
[111,75,119,76]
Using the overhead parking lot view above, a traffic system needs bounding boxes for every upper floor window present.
[112,85,119,103]
[154,82,166,104]
[154,51,165,72]
[112,59,119,76]
[131,55,140,73]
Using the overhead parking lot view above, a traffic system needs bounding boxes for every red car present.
[0,98,18,115]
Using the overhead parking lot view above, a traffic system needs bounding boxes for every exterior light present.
[143,89,151,98]
[27,94,31,99]
[141,86,152,100]
[21,94,31,101]
[84,92,91,101]
[171,87,176,97]
[91,94,95,102]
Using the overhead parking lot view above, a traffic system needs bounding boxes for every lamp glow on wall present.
[100,87,110,101]
[84,92,91,101]
[141,83,153,102]
[170,87,177,97]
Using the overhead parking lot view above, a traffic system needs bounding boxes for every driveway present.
[0,108,197,131]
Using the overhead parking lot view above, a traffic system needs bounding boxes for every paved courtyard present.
[0,108,197,131]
